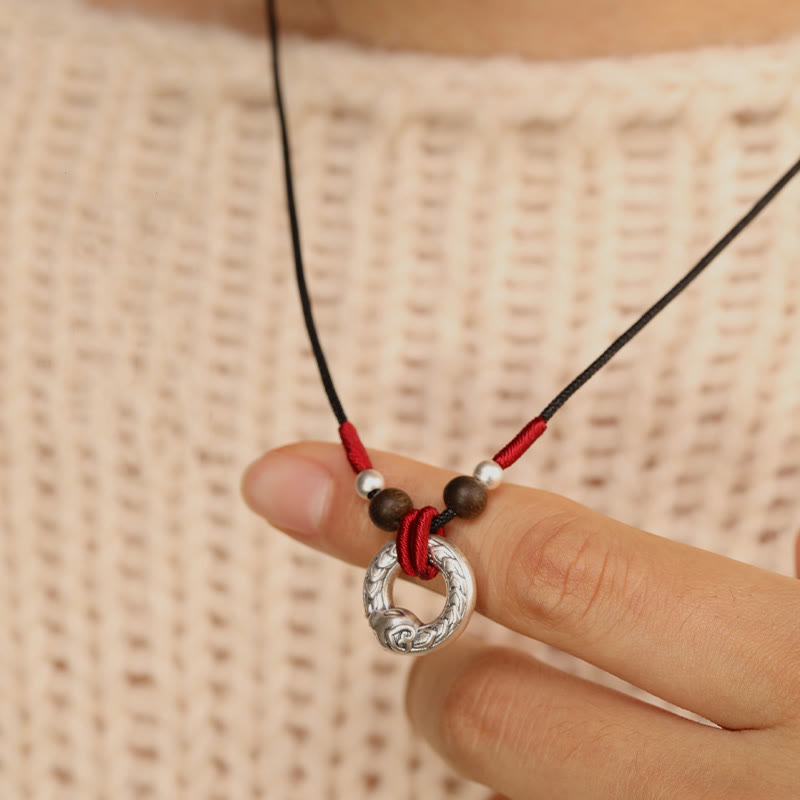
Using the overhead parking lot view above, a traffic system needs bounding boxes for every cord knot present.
[396,506,443,580]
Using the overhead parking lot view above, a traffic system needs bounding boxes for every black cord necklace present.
[266,0,800,654]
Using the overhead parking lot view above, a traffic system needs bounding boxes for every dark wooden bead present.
[369,488,413,532]
[443,475,487,519]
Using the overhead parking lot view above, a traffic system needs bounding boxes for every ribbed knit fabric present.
[1,1,800,797]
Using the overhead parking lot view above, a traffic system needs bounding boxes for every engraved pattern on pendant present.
[363,535,476,654]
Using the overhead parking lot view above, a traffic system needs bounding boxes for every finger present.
[241,441,800,730]
[405,635,747,800]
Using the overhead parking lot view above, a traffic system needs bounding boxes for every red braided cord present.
[396,506,441,580]
[492,415,548,469]
[396,510,414,576]
[396,509,416,576]
[411,507,439,580]
[339,421,372,473]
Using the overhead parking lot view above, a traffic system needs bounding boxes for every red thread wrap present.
[492,415,548,469]
[339,421,372,473]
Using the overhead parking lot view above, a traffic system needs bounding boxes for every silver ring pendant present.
[363,535,476,654]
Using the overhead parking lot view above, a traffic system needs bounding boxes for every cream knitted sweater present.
[1,1,799,798]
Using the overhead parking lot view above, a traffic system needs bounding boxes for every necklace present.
[265,0,800,655]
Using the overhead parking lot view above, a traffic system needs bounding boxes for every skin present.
[240,443,800,798]
[87,0,800,59]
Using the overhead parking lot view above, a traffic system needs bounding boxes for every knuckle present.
[504,504,645,633]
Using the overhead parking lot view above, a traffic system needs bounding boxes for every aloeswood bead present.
[443,475,487,519]
[369,488,413,532]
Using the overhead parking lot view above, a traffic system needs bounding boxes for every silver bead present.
[355,468,385,499]
[473,459,503,489]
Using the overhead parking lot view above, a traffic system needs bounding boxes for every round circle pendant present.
[363,535,476,655]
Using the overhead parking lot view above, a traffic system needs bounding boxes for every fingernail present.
[242,452,333,536]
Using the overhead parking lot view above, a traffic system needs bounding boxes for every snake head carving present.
[368,608,421,653]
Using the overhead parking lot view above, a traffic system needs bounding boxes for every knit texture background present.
[1,1,800,797]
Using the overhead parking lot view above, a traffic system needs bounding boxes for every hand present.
[241,442,800,799]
